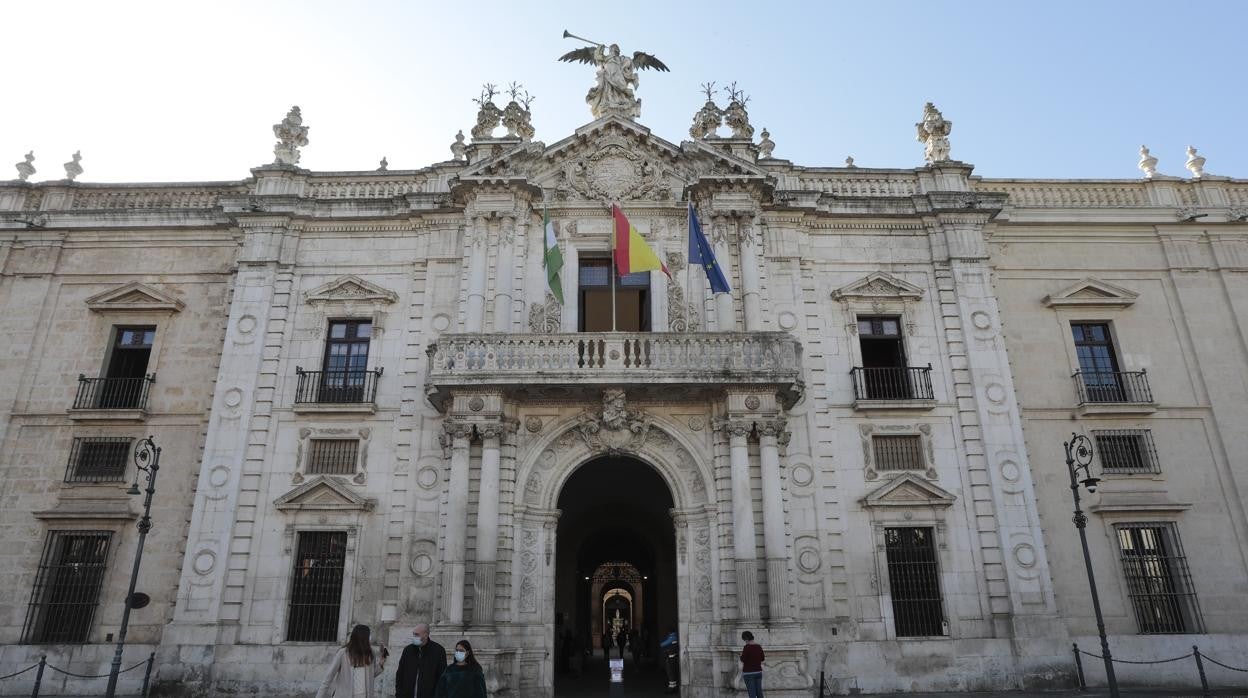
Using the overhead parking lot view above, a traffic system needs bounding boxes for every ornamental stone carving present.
[63,151,83,181]
[689,85,723,140]
[723,84,754,140]
[564,140,667,201]
[471,84,504,140]
[758,128,775,159]
[273,107,309,165]
[1138,145,1158,178]
[501,84,536,141]
[450,130,467,161]
[15,151,34,181]
[572,389,654,454]
[666,272,699,331]
[915,102,952,164]
[527,292,562,333]
[1185,145,1207,179]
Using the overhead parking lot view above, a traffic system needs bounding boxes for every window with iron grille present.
[872,435,925,472]
[305,439,359,476]
[22,531,113,644]
[287,531,348,642]
[884,526,946,637]
[1115,523,1203,634]
[1093,430,1159,474]
[65,437,133,483]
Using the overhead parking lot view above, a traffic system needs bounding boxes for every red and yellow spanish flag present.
[611,204,671,278]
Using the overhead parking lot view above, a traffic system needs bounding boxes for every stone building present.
[1,81,1246,697]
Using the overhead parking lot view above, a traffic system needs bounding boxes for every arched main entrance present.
[553,456,676,696]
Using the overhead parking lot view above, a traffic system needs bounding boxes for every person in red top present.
[739,630,765,697]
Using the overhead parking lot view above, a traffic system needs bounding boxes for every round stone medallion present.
[797,548,821,574]
[468,396,485,412]
[192,550,216,575]
[790,463,814,487]
[411,553,433,576]
[208,465,230,488]
[416,466,439,489]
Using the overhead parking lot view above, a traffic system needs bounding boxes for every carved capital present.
[715,418,753,439]
[478,418,520,441]
[758,418,788,440]
[442,419,474,443]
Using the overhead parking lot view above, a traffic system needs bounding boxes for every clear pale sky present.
[3,0,1244,183]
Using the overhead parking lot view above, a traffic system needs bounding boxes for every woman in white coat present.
[316,624,387,698]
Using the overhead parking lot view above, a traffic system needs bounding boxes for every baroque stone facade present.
[1,93,1247,697]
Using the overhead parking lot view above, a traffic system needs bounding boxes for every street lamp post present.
[1063,432,1119,698]
[104,436,161,698]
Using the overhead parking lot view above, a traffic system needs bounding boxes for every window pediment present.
[862,473,956,508]
[304,276,398,305]
[85,282,184,313]
[274,476,375,513]
[1043,278,1138,308]
[832,272,924,304]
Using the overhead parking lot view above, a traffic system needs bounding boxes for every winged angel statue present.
[559,32,669,119]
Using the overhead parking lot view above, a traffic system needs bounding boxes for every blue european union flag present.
[688,204,731,294]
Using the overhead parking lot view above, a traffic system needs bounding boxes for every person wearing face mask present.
[432,640,487,698]
[395,623,446,698]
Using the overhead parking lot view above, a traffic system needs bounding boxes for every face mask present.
[410,636,423,647]
[454,650,467,662]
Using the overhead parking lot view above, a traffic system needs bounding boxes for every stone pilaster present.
[738,214,763,331]
[442,419,473,627]
[491,216,516,332]
[719,418,759,620]
[473,419,516,626]
[758,418,792,620]
[711,215,736,331]
[465,215,487,332]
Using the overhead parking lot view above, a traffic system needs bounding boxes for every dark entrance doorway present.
[553,456,676,696]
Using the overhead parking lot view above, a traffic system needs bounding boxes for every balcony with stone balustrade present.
[424,331,804,410]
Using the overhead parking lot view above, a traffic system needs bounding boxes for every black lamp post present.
[104,436,161,698]
[1063,432,1119,698]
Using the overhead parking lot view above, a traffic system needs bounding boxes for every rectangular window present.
[22,531,113,644]
[1116,523,1202,634]
[1093,429,1160,474]
[872,435,925,472]
[98,326,155,408]
[305,439,359,476]
[578,259,650,332]
[1072,322,1124,402]
[857,316,913,399]
[884,526,945,637]
[320,320,372,403]
[65,437,133,483]
[287,531,348,642]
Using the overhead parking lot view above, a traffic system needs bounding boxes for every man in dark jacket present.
[395,623,446,698]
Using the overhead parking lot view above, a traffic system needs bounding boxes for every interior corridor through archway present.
[552,456,676,696]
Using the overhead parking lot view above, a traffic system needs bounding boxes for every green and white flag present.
[543,206,565,304]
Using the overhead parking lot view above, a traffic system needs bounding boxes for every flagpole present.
[686,204,694,333]
[611,242,618,333]
[610,201,618,332]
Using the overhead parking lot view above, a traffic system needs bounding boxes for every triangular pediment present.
[86,282,184,313]
[457,116,768,202]
[832,272,925,301]
[862,473,956,508]
[1043,278,1138,308]
[304,275,397,305]
[274,476,375,512]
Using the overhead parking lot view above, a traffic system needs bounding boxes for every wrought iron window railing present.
[65,436,134,483]
[72,374,155,410]
[1093,429,1160,474]
[884,526,946,637]
[305,439,359,475]
[287,531,347,642]
[851,366,934,401]
[1115,523,1203,634]
[21,531,113,644]
[294,367,382,405]
[1073,370,1153,404]
[872,435,925,471]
